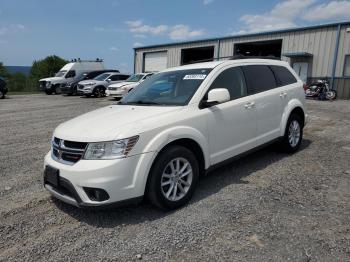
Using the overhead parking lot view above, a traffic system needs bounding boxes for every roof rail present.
[180,55,281,65]
[70,58,104,62]
[229,54,281,60]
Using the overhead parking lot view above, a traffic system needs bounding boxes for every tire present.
[0,90,4,99]
[280,114,303,153]
[54,85,61,95]
[146,146,199,210]
[326,90,337,100]
[93,87,104,98]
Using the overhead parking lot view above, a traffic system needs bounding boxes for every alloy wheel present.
[288,120,300,147]
[161,157,193,201]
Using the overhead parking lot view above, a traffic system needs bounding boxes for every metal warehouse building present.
[134,21,350,99]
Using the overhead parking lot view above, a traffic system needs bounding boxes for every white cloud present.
[235,0,350,35]
[203,0,214,5]
[237,0,316,33]
[16,24,25,29]
[169,25,205,40]
[126,20,205,40]
[0,27,7,35]
[125,20,143,28]
[109,46,119,52]
[126,20,168,35]
[133,42,143,47]
[304,1,350,21]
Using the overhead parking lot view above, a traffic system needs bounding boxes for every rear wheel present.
[326,90,337,100]
[146,146,199,210]
[280,114,303,153]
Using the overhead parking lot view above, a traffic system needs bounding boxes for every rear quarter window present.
[270,65,297,86]
[242,65,276,94]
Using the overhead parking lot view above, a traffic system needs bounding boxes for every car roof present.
[161,59,289,72]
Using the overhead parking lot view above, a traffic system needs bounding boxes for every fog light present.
[83,187,109,202]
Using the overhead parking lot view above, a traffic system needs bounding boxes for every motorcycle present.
[305,79,337,100]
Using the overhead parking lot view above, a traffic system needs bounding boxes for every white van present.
[39,59,105,95]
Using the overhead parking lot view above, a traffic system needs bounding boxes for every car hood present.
[109,81,138,88]
[39,77,65,83]
[54,105,182,142]
[78,80,102,86]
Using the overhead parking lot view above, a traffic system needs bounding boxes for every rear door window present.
[110,75,122,81]
[270,65,297,86]
[242,65,276,95]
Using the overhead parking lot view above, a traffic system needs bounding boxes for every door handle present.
[279,92,287,98]
[244,102,255,109]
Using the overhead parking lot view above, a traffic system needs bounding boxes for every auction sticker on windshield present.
[183,74,207,80]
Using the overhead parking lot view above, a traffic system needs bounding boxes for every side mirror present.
[201,88,230,108]
[106,79,111,82]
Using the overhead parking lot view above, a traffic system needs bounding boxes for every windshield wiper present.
[121,100,161,105]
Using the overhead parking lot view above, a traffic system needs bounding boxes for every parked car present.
[106,73,154,99]
[61,70,120,95]
[43,59,307,210]
[39,59,105,95]
[0,76,8,99]
[77,72,130,97]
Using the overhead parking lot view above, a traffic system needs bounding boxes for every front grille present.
[52,137,87,165]
[78,84,84,90]
[39,81,46,90]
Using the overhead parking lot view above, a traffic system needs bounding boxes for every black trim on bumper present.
[44,172,143,209]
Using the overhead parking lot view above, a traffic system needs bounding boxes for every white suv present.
[106,73,154,99]
[44,59,307,210]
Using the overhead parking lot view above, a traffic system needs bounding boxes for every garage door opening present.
[234,40,282,59]
[143,51,168,72]
[181,46,215,65]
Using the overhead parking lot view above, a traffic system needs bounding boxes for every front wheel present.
[326,90,337,100]
[279,114,303,153]
[146,146,199,210]
[94,87,105,98]
[45,89,53,95]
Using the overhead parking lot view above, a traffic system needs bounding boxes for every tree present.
[29,55,68,81]
[0,62,10,78]
[7,72,27,91]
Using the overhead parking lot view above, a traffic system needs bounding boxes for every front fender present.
[280,99,306,136]
[133,126,210,195]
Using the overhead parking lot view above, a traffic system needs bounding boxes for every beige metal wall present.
[135,24,349,77]
[134,24,350,98]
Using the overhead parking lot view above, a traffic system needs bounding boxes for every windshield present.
[120,68,212,106]
[126,74,144,82]
[94,73,110,81]
[55,70,67,77]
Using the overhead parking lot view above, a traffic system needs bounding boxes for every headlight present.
[84,136,139,160]
[46,82,51,87]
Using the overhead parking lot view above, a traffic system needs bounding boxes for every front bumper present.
[43,151,155,207]
[77,87,94,95]
[61,86,74,94]
[106,89,125,97]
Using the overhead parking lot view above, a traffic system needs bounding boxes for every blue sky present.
[0,0,349,73]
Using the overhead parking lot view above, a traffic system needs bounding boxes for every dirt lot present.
[0,94,349,262]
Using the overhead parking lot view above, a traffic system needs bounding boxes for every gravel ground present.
[0,94,349,262]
